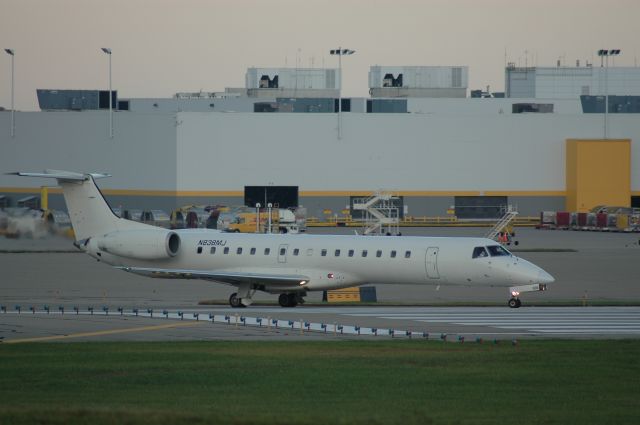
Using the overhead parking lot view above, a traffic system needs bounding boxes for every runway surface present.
[202,305,640,337]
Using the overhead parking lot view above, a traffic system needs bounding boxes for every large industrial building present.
[1,63,640,219]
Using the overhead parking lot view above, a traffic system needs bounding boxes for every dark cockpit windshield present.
[472,247,489,258]
[487,245,511,257]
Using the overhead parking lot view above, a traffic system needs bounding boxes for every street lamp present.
[4,48,14,138]
[597,49,621,139]
[101,47,113,138]
[255,203,261,233]
[330,48,355,139]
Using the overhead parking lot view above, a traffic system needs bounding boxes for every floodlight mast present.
[330,48,355,140]
[4,48,15,138]
[101,48,113,139]
[598,49,621,139]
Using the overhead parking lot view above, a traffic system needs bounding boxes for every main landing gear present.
[508,297,522,308]
[229,293,246,308]
[229,292,305,308]
[278,293,304,308]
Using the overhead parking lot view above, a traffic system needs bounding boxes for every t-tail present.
[10,170,155,241]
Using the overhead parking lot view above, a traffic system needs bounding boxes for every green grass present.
[1,340,639,425]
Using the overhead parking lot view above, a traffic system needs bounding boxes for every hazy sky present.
[1,0,639,110]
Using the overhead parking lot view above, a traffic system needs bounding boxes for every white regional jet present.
[13,170,554,308]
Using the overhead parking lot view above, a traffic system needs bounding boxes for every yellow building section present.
[566,139,631,212]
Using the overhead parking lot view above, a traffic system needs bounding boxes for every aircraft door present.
[425,247,440,279]
[278,244,288,263]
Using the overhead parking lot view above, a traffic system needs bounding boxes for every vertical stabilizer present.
[11,170,151,240]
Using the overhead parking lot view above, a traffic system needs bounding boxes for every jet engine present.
[95,229,180,260]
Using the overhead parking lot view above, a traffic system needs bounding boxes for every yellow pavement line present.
[3,321,204,344]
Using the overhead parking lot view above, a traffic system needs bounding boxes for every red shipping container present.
[596,213,608,227]
[577,212,587,227]
[556,211,571,227]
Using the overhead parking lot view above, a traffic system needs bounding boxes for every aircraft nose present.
[538,270,555,285]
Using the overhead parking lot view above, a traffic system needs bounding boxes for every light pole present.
[330,48,355,139]
[101,47,113,138]
[255,203,261,233]
[4,49,14,138]
[597,49,621,139]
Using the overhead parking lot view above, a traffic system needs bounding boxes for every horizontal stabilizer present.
[8,170,111,181]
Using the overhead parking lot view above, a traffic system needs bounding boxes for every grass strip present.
[0,340,639,425]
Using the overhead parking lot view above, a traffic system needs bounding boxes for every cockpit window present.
[472,246,488,259]
[487,245,511,257]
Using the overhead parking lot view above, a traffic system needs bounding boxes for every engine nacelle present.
[95,229,180,260]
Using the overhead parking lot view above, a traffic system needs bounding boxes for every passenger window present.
[487,245,510,257]
[293,248,299,256]
[210,247,216,254]
[376,250,382,258]
[321,249,327,257]
[472,247,488,259]
[306,248,313,256]
[197,246,203,254]
[405,250,411,258]
[335,249,341,257]
[237,247,243,255]
[348,249,354,257]
[390,250,396,258]
[280,247,286,256]
[224,247,229,254]
[362,250,368,257]
[264,248,270,255]
[250,247,256,255]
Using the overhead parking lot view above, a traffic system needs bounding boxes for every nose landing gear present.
[229,292,246,308]
[508,297,522,308]
[508,283,548,309]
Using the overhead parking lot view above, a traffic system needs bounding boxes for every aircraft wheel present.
[278,293,298,307]
[278,293,290,307]
[508,298,520,309]
[229,293,242,308]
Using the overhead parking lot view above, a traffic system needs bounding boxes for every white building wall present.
[175,112,640,192]
[407,98,582,114]
[2,110,639,196]
[0,111,177,191]
[507,67,640,98]
[127,97,258,113]
[246,68,338,89]
[369,66,468,88]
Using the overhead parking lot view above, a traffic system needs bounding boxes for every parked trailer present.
[539,211,640,232]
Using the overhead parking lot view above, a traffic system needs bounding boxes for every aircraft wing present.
[116,266,310,287]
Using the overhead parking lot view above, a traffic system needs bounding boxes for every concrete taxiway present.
[1,227,639,342]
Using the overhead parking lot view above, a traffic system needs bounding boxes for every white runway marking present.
[4,306,639,339]
[344,307,640,335]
